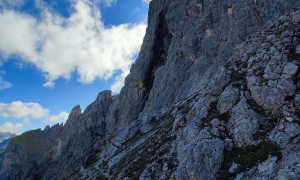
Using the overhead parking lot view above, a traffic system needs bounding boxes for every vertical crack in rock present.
[141,10,173,111]
[2,1,300,180]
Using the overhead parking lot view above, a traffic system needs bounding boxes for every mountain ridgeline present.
[1,0,300,179]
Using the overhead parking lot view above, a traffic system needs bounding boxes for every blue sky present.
[0,0,150,134]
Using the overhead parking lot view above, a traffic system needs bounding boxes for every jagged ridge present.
[1,0,300,179]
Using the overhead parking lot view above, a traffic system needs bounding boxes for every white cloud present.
[98,0,116,7]
[0,11,39,60]
[0,101,49,122]
[0,122,23,134]
[142,0,151,4]
[45,111,69,123]
[0,101,69,124]
[69,0,117,7]
[43,81,56,89]
[0,0,146,93]
[0,76,12,90]
[111,68,129,93]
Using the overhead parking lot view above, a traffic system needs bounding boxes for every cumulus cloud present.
[0,101,49,122]
[0,101,69,123]
[0,0,146,93]
[0,122,23,134]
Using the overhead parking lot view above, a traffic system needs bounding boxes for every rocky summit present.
[1,0,300,179]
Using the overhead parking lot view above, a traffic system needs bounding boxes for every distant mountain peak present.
[0,133,16,144]
[0,133,16,154]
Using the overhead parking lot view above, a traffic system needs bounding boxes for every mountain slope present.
[1,0,300,179]
[0,133,15,144]
[0,133,15,154]
[0,139,12,154]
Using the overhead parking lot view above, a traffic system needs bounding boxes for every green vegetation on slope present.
[12,131,53,158]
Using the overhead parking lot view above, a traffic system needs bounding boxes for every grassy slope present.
[12,131,54,159]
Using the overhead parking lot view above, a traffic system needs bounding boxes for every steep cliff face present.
[1,0,300,179]
[105,0,300,134]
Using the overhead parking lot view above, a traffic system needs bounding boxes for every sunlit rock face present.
[1,0,300,179]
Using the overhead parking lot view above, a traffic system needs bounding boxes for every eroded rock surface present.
[1,1,300,180]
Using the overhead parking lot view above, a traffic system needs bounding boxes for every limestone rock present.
[227,98,260,147]
[296,44,300,55]
[277,79,297,96]
[258,156,277,175]
[1,1,300,180]
[248,85,285,111]
[229,163,239,174]
[210,118,220,128]
[217,86,239,114]
[174,139,224,179]
[282,62,298,76]
[270,122,300,148]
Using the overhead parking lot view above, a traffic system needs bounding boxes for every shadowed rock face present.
[1,1,300,179]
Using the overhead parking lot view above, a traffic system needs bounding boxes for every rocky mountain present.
[1,0,300,179]
[0,132,15,174]
[0,139,12,154]
[0,133,15,153]
[0,133,15,144]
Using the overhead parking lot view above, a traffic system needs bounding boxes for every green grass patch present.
[179,105,191,114]
[110,115,177,178]
[12,131,53,158]
[218,141,282,179]
[96,174,108,180]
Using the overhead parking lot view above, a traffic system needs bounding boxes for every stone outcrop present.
[1,0,300,179]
